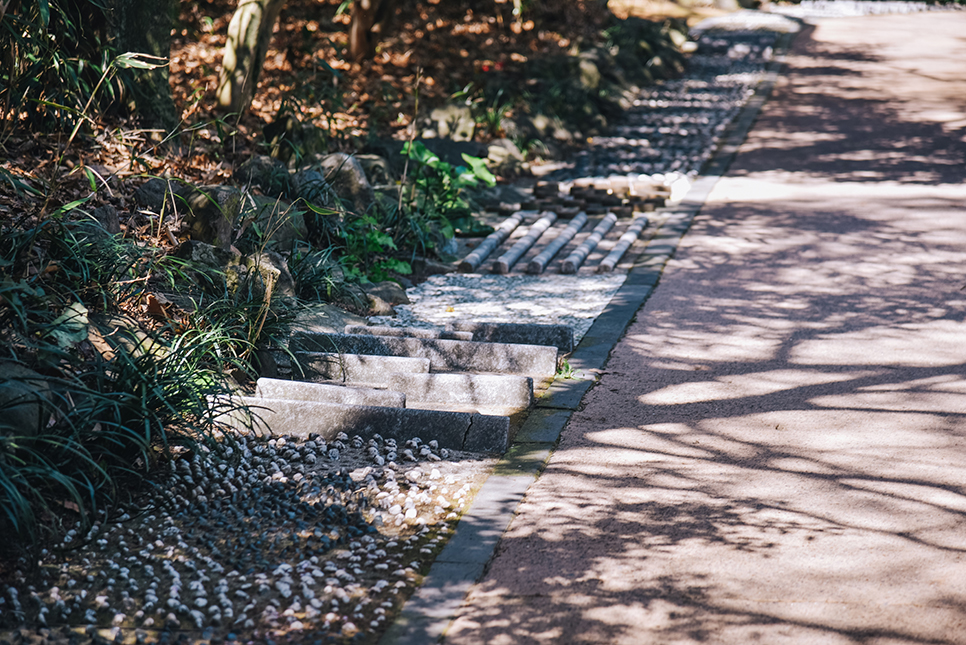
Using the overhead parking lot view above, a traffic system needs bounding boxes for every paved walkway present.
[443,12,966,644]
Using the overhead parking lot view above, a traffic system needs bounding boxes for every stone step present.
[449,322,574,355]
[292,351,430,384]
[343,324,473,341]
[290,332,559,379]
[255,377,405,408]
[226,396,510,452]
[386,373,533,412]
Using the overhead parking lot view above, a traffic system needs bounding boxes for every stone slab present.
[255,377,406,408]
[450,322,574,354]
[291,351,430,385]
[226,396,509,451]
[344,324,473,341]
[463,414,511,453]
[387,373,533,411]
[290,332,558,378]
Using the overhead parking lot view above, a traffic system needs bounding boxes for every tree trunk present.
[217,0,286,114]
[104,0,177,131]
[349,0,395,62]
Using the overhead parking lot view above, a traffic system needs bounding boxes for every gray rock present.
[91,204,121,235]
[230,251,297,301]
[578,57,601,91]
[306,153,376,216]
[0,363,57,436]
[363,281,410,305]
[234,155,291,198]
[294,303,368,335]
[173,240,241,293]
[181,185,243,250]
[133,177,183,212]
[291,169,336,210]
[366,294,396,317]
[354,154,392,186]
[243,194,307,251]
[428,104,475,142]
[487,138,524,174]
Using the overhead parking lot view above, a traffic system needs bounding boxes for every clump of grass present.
[0,216,254,553]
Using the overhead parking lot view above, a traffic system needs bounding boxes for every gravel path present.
[2,4,953,644]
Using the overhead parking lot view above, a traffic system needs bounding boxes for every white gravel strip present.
[370,273,629,345]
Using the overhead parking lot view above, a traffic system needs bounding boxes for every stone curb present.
[378,27,797,645]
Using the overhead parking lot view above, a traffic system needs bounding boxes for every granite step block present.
[290,332,559,378]
[387,373,533,412]
[449,322,574,355]
[255,377,405,408]
[226,396,510,452]
[344,325,473,341]
[292,351,431,384]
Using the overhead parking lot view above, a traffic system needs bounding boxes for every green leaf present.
[83,167,97,192]
[461,153,497,186]
[50,195,94,219]
[48,302,90,349]
[381,259,412,275]
[38,0,50,27]
[113,52,169,70]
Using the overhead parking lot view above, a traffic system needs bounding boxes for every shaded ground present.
[443,11,966,644]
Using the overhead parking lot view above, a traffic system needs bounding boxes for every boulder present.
[578,57,601,91]
[173,240,242,293]
[363,280,410,305]
[308,152,376,216]
[91,204,121,235]
[294,303,368,335]
[234,155,291,198]
[0,363,57,437]
[181,185,243,250]
[428,104,476,142]
[354,154,392,186]
[229,251,297,302]
[133,177,183,212]
[291,169,336,209]
[366,293,396,316]
[487,138,524,174]
[243,194,307,252]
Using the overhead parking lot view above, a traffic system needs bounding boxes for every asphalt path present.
[443,11,966,644]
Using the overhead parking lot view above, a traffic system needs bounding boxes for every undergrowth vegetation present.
[0,216,258,550]
[0,0,689,558]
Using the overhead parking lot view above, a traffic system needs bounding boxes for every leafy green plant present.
[340,212,412,283]
[401,140,496,242]
[556,358,578,380]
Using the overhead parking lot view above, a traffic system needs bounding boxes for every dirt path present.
[442,12,966,644]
